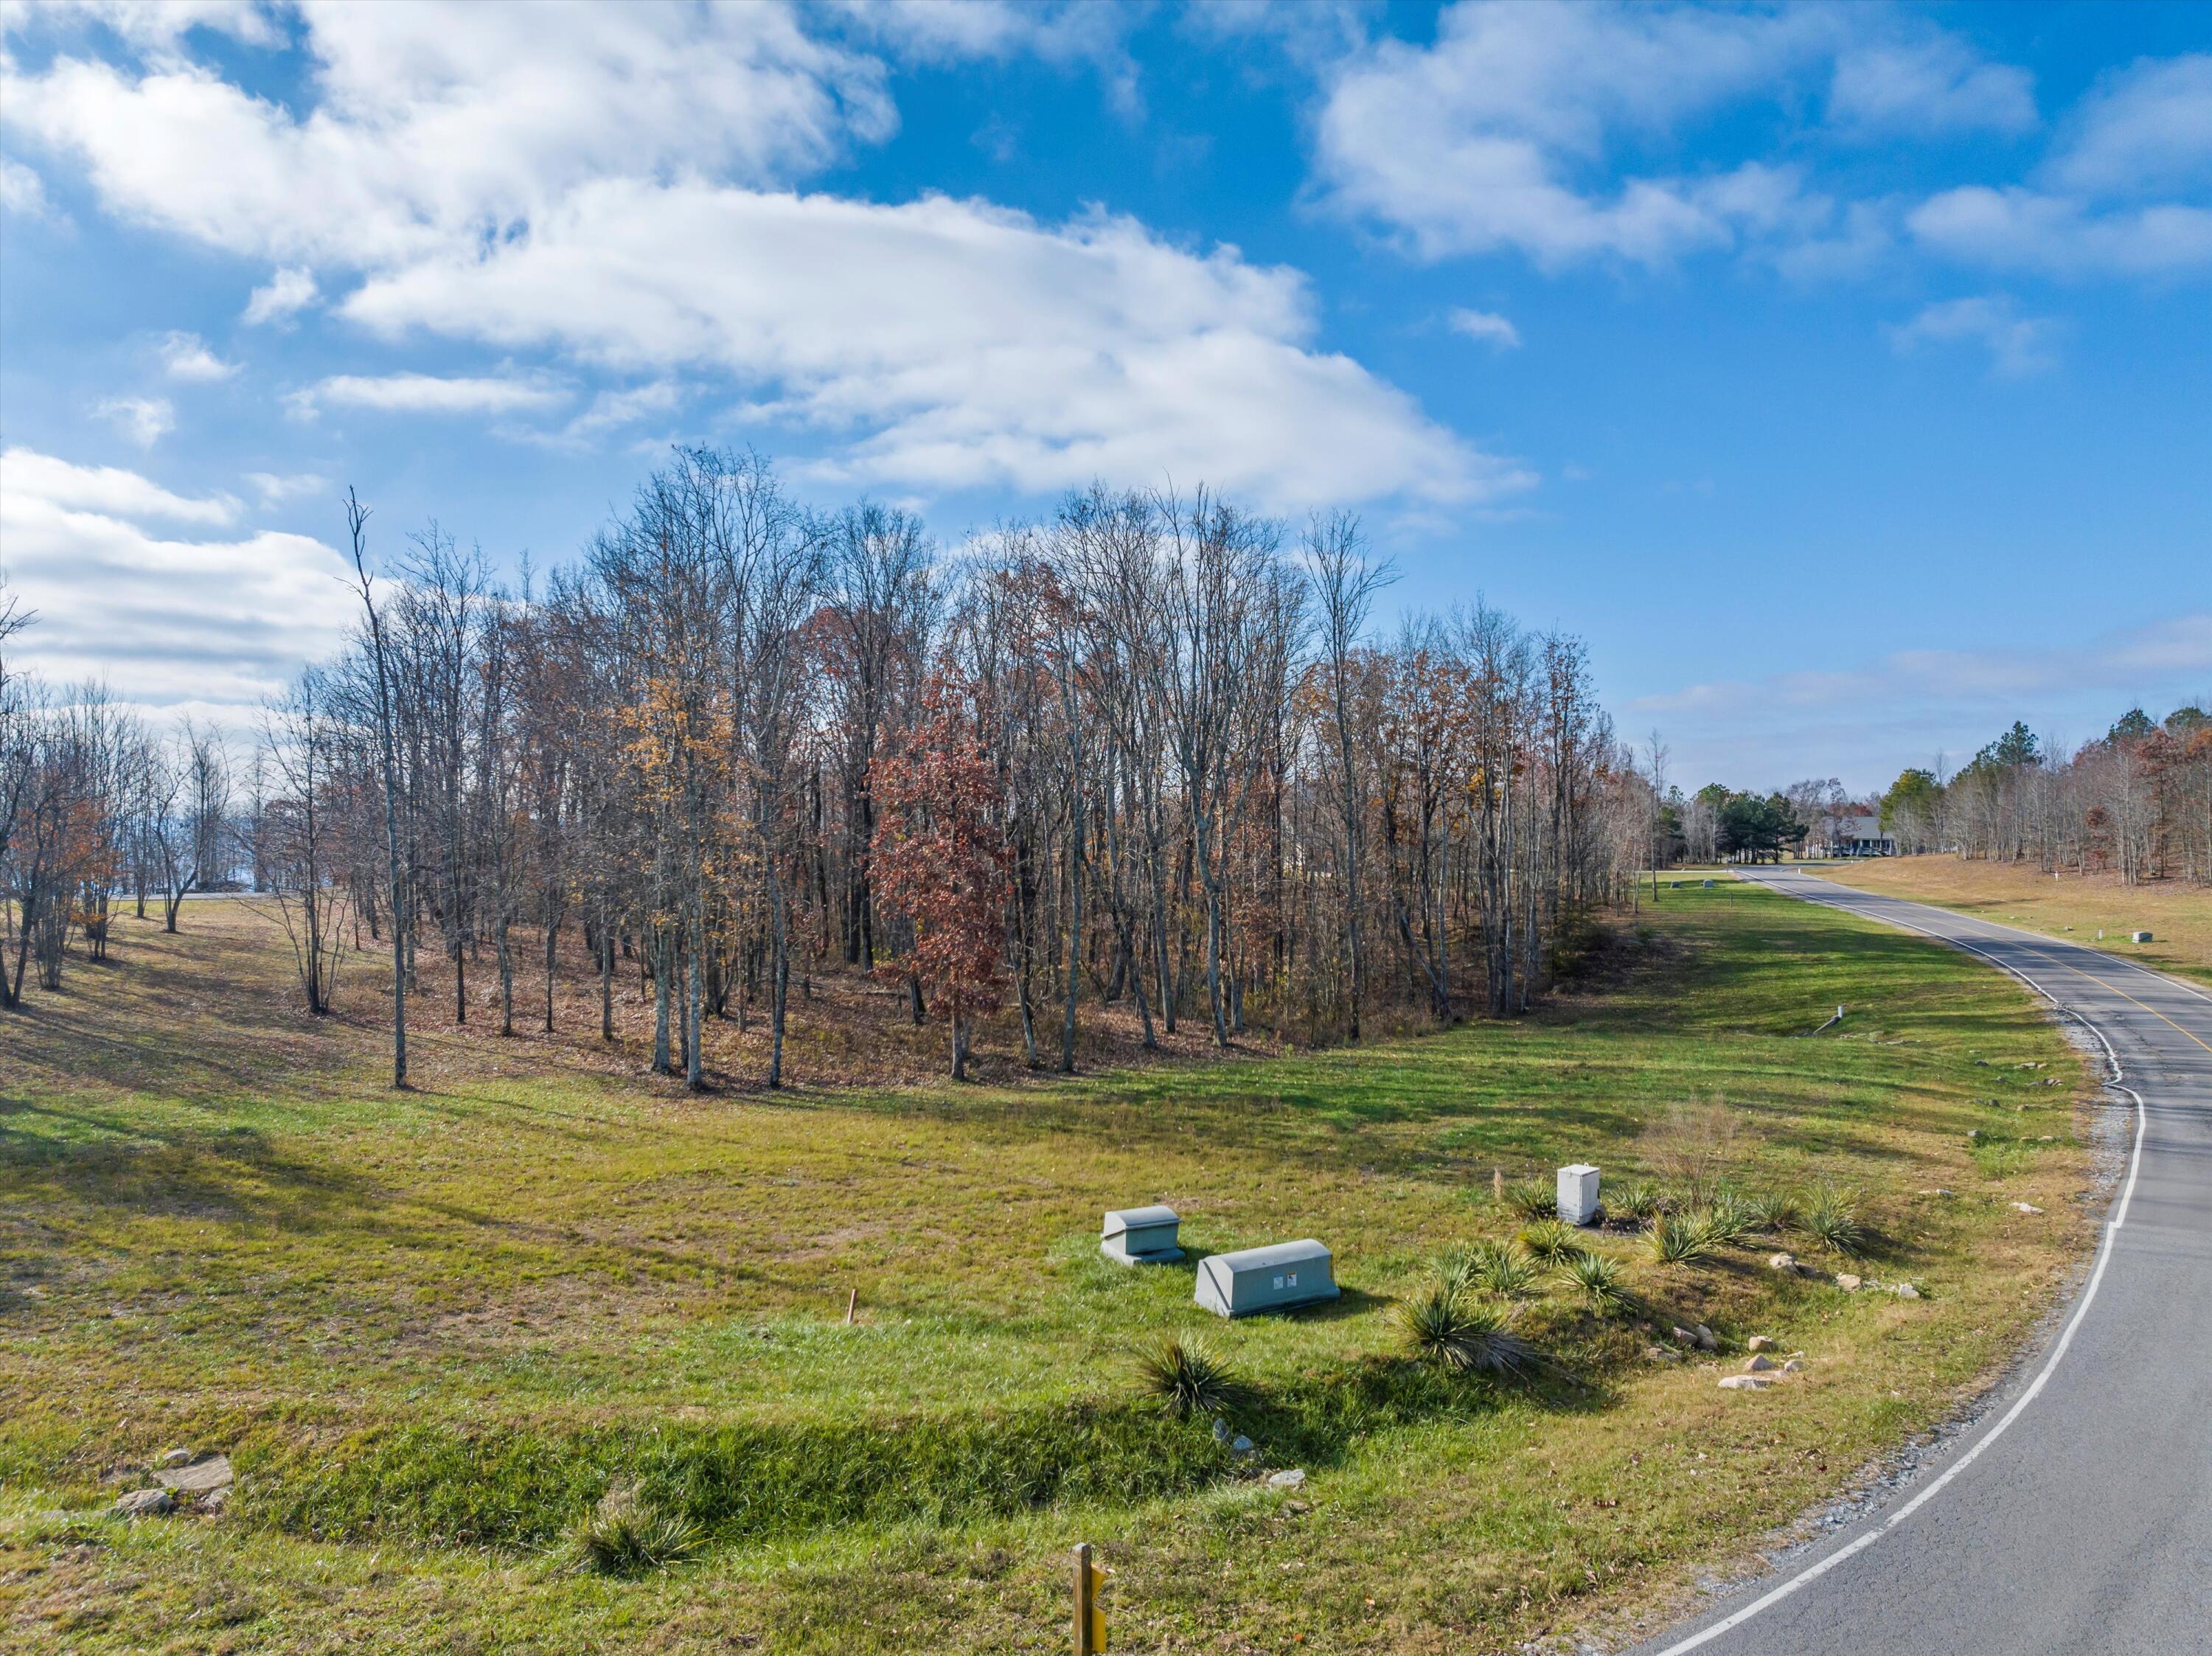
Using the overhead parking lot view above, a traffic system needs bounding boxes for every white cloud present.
[1828,38,2037,136]
[0,445,237,524]
[0,444,355,712]
[1632,613,2212,792]
[1909,185,2212,275]
[557,380,684,444]
[1888,295,2061,378]
[242,265,317,325]
[244,470,325,508]
[1311,2,1834,266]
[4,3,894,268]
[2045,54,2212,197]
[339,184,1518,508]
[93,393,174,445]
[1447,307,1520,349]
[3,1,1492,513]
[5,0,283,51]
[829,0,1142,114]
[1642,616,2212,712]
[291,372,568,417]
[0,155,49,215]
[832,0,1128,68]
[158,329,235,380]
[1303,3,2205,293]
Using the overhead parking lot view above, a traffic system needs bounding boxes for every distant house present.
[1809,813,1896,858]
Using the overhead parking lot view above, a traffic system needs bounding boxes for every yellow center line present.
[1918,914,2212,1059]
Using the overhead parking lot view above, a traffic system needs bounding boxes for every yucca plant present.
[1555,1248,1630,1312]
[1469,1238,1540,1300]
[1133,1334,1253,1420]
[1703,1190,1760,1246]
[1645,1209,1720,1265]
[566,1483,702,1577]
[1604,1180,1662,1223]
[1742,1190,1802,1235]
[1802,1185,1865,1256]
[1436,1241,1479,1289]
[1515,1218,1579,1263]
[1394,1278,1538,1377]
[1502,1179,1557,1220]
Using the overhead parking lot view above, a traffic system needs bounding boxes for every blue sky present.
[1,0,2206,793]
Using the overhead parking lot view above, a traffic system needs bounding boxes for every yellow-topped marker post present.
[1073,1542,1109,1654]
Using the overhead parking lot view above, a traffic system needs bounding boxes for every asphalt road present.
[1628,867,2212,1656]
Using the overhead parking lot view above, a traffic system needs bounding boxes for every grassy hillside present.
[1801,855,2211,989]
[1,884,2098,1654]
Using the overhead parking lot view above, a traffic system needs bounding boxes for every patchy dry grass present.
[1,884,2098,1653]
[1802,854,2211,988]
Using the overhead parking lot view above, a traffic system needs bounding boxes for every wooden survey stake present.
[1073,1542,1107,1654]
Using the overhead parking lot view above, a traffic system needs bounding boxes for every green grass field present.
[1,883,2098,1654]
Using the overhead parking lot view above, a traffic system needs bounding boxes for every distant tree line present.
[1876,711,2212,885]
[2,450,1663,1079]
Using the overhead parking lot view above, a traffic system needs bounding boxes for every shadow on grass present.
[238,1353,1560,1554]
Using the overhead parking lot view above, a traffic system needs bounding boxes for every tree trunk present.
[768,865,790,1089]
[653,924,672,1074]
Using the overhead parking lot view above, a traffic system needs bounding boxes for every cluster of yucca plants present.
[1636,1177,1860,1264]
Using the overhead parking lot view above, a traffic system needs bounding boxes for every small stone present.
[196,1486,231,1514]
[114,1488,173,1518]
[155,1453,232,1496]
[1967,1130,1983,1142]
[159,1449,193,1469]
[1265,1469,1307,1490]
[1645,1345,1681,1363]
[1893,1283,1921,1301]
[1717,1374,1774,1391]
[1781,1359,1806,1374]
[1747,1335,1777,1352]
[1743,1354,1776,1372]
[1283,1499,1312,1515]
[2037,1135,2056,1143]
[1835,1273,1863,1291]
[1231,1436,1254,1455]
[1692,1323,1719,1351]
[1767,1253,1798,1273]
[2011,1202,2043,1215]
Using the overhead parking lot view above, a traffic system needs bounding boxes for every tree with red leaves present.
[872,668,1011,1079]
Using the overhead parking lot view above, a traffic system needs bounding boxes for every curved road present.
[1630,867,2212,1656]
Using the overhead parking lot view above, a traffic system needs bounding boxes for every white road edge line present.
[1649,877,2150,1656]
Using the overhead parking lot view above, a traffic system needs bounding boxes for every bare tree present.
[344,488,410,1088]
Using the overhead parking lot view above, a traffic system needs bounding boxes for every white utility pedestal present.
[1557,1164,1601,1226]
